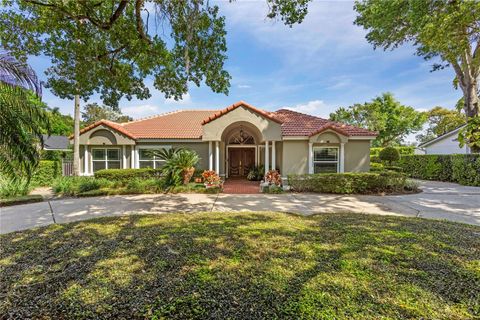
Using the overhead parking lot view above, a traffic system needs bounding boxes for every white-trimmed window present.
[138,147,170,169]
[313,147,339,173]
[92,148,121,172]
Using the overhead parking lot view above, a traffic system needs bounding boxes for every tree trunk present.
[73,94,81,176]
[464,81,480,153]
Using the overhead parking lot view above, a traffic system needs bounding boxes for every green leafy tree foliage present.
[330,93,427,147]
[45,107,75,136]
[416,107,466,144]
[82,103,132,125]
[354,0,480,151]
[0,0,310,175]
[458,116,480,152]
[0,53,50,181]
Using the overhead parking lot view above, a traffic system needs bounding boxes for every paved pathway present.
[1,181,479,234]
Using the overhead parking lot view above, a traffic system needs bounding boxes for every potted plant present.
[202,170,221,189]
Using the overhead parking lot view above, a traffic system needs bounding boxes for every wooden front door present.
[228,148,255,177]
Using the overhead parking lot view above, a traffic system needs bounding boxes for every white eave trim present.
[282,136,308,140]
[346,136,377,140]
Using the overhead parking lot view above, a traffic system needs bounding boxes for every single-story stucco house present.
[73,101,377,178]
[417,125,470,155]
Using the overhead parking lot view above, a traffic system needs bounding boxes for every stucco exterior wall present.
[202,106,282,141]
[79,125,135,145]
[281,140,309,175]
[136,141,210,171]
[344,140,371,172]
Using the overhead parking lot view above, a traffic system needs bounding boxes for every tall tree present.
[0,53,50,181]
[82,103,132,125]
[354,0,480,151]
[0,1,310,175]
[330,92,427,147]
[416,106,466,144]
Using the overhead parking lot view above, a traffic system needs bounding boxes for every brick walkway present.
[222,178,260,194]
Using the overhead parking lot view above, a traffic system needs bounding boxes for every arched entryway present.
[222,122,261,178]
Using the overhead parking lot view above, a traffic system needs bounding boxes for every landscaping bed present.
[0,194,43,207]
[1,212,478,319]
[287,171,418,194]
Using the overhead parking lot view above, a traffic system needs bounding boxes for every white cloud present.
[122,104,162,118]
[285,100,330,117]
[165,92,192,105]
[237,84,251,89]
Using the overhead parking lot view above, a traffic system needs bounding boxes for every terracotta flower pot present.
[182,167,195,185]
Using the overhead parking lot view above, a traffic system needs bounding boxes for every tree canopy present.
[329,92,427,147]
[416,106,466,144]
[354,0,480,151]
[82,103,132,125]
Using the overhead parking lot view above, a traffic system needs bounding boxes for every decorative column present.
[264,140,269,174]
[134,147,139,169]
[271,141,276,171]
[84,145,89,175]
[209,141,213,171]
[308,142,313,174]
[215,141,220,174]
[122,145,127,169]
[340,143,345,173]
[131,146,135,169]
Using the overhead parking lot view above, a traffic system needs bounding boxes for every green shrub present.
[370,146,415,157]
[287,172,409,194]
[379,147,400,165]
[94,168,163,181]
[52,176,109,196]
[370,162,384,172]
[397,154,480,186]
[0,177,31,198]
[31,160,61,187]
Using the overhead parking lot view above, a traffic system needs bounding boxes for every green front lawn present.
[1,212,479,319]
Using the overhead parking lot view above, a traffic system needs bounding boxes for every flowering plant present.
[202,170,221,185]
[265,170,281,186]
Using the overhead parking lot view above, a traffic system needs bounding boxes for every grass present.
[0,212,478,319]
[0,194,43,207]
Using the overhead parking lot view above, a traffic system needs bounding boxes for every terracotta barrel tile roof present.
[201,101,282,125]
[272,109,377,137]
[122,110,217,139]
[74,101,377,140]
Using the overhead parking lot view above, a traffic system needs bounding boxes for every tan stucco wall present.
[202,105,282,142]
[136,141,210,171]
[344,140,371,172]
[78,125,135,145]
[281,140,309,175]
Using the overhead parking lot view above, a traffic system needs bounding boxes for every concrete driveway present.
[1,180,479,234]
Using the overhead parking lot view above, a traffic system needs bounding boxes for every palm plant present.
[0,53,50,181]
[162,149,200,187]
[148,147,184,161]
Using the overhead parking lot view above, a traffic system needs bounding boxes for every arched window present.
[228,127,255,145]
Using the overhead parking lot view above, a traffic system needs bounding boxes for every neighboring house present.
[417,125,470,155]
[72,101,377,177]
[41,134,71,151]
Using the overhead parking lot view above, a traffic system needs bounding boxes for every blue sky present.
[30,1,461,122]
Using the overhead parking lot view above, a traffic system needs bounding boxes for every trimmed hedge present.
[397,154,480,186]
[94,168,163,182]
[31,160,61,187]
[370,146,415,157]
[287,172,409,194]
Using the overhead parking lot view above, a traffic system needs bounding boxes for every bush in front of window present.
[94,168,163,182]
[287,172,411,194]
